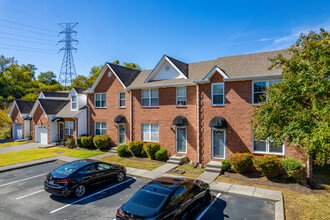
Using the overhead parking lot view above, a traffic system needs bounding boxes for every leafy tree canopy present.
[252,29,330,165]
[38,71,58,85]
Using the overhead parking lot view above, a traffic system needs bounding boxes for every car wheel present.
[116,171,125,182]
[74,184,86,198]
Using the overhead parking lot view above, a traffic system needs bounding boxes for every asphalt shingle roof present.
[42,91,69,98]
[73,87,88,94]
[38,99,69,115]
[166,55,188,78]
[15,100,35,114]
[107,63,141,87]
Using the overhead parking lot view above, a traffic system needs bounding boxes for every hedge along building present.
[85,50,310,176]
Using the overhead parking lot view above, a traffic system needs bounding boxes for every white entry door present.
[118,124,126,145]
[36,125,48,144]
[13,123,23,139]
[176,127,187,153]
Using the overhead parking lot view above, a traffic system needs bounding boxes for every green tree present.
[252,29,330,165]
[0,108,11,139]
[72,75,89,88]
[22,93,38,101]
[0,55,15,78]
[38,71,58,85]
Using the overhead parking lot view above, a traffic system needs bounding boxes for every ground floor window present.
[65,121,74,136]
[176,127,187,153]
[212,129,225,159]
[142,124,159,142]
[253,138,284,154]
[95,122,106,135]
[118,124,126,144]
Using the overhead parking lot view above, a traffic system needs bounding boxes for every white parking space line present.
[0,173,47,188]
[16,189,45,200]
[195,193,221,220]
[50,178,134,214]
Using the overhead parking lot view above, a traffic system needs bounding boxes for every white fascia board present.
[164,56,187,79]
[30,100,48,118]
[201,66,229,82]
[8,101,19,117]
[145,55,166,83]
[126,82,195,90]
[223,74,282,82]
[107,63,127,89]
[89,63,110,93]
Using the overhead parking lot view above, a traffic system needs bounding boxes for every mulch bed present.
[120,156,167,164]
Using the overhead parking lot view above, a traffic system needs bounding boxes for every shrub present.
[128,141,144,157]
[141,148,148,158]
[222,159,231,172]
[144,142,160,160]
[65,138,75,148]
[117,144,132,157]
[81,135,94,148]
[253,155,282,178]
[93,135,111,149]
[155,148,168,161]
[281,157,306,183]
[76,136,85,148]
[229,153,253,174]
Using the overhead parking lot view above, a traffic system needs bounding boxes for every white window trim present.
[175,126,187,153]
[94,93,106,108]
[65,121,74,136]
[95,122,107,135]
[141,89,159,107]
[176,87,187,107]
[118,92,125,108]
[142,124,159,142]
[71,96,77,111]
[211,83,225,106]
[211,129,226,159]
[118,123,126,145]
[252,80,281,105]
[252,137,285,155]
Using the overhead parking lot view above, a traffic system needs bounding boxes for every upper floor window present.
[253,80,280,104]
[141,89,158,107]
[142,124,159,142]
[212,83,224,105]
[176,87,187,106]
[253,137,284,155]
[95,93,106,108]
[65,121,74,136]
[119,92,125,108]
[71,96,77,110]
[95,122,106,135]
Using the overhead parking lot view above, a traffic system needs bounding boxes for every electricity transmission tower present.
[58,23,78,86]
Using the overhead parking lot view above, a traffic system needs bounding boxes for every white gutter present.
[130,91,133,141]
[125,82,195,90]
[223,74,282,82]
[196,84,200,163]
[307,155,310,179]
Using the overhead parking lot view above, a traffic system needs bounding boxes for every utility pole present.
[58,22,78,86]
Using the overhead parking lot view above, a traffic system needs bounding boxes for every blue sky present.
[0,0,329,78]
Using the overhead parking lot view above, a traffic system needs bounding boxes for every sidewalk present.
[0,142,55,154]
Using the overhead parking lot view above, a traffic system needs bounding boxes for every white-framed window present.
[252,80,280,104]
[71,96,77,110]
[176,87,187,106]
[142,124,159,142]
[65,121,74,136]
[95,122,106,135]
[118,124,126,144]
[211,83,224,105]
[141,89,159,107]
[95,93,106,108]
[253,137,284,155]
[212,129,226,159]
[119,92,125,108]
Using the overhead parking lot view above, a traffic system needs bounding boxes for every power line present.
[0,36,55,46]
[0,43,56,52]
[0,18,57,33]
[0,46,56,54]
[0,24,56,37]
[0,31,56,42]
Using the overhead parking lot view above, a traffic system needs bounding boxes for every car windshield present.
[131,189,168,209]
[53,163,81,176]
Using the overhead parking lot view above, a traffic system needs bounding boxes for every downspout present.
[130,90,133,141]
[307,155,310,179]
[196,84,200,163]
[87,105,90,135]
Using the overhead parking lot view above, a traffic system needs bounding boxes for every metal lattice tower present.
[58,23,78,86]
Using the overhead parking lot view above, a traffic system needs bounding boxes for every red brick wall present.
[10,105,25,138]
[87,69,130,146]
[63,118,76,141]
[131,86,197,160]
[32,104,50,144]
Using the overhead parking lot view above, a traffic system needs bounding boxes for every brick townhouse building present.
[9,49,310,175]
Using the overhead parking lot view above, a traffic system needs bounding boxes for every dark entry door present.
[59,122,64,140]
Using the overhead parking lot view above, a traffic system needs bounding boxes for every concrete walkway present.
[197,172,220,184]
[0,142,55,154]
[143,163,178,179]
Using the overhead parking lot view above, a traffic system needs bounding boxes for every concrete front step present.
[205,161,223,173]
[166,155,188,165]
[109,147,118,153]
[205,167,222,173]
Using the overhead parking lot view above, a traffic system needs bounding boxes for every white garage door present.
[13,123,23,139]
[35,125,48,144]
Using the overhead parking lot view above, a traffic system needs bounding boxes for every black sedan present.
[44,159,126,197]
[116,177,211,220]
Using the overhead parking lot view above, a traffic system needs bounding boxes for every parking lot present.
[0,161,275,220]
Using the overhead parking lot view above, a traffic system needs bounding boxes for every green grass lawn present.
[0,141,29,148]
[99,154,164,170]
[0,147,104,167]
